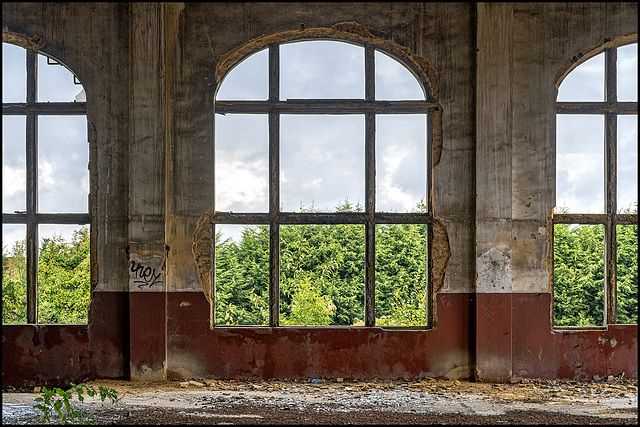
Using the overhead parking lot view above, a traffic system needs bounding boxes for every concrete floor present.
[3,377,638,424]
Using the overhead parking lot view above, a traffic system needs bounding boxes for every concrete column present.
[128,2,167,381]
[475,2,514,382]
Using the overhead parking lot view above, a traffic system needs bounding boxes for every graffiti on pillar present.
[129,252,165,292]
[130,261,163,289]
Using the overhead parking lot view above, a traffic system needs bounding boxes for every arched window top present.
[216,39,426,101]
[215,23,439,104]
[2,40,85,103]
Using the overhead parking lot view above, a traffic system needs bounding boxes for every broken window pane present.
[617,115,638,213]
[553,223,605,327]
[2,43,26,103]
[376,114,427,213]
[37,224,90,324]
[375,50,425,100]
[215,224,269,326]
[280,115,365,212]
[375,223,428,327]
[37,116,89,213]
[215,114,269,212]
[280,41,365,100]
[555,114,605,213]
[2,115,26,213]
[557,52,604,102]
[617,43,638,102]
[2,224,27,324]
[37,54,84,102]
[616,224,638,325]
[279,224,365,326]
[216,48,269,101]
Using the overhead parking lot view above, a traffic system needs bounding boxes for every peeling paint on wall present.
[476,247,512,293]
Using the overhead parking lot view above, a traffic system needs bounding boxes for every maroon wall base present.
[3,291,636,388]
[2,291,128,388]
[165,292,475,380]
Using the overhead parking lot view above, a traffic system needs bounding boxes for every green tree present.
[2,239,27,323]
[617,223,638,324]
[37,227,91,324]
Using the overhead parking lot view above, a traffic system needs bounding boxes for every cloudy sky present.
[3,43,88,254]
[2,40,638,252]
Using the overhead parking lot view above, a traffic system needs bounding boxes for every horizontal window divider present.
[616,214,639,225]
[215,100,437,114]
[3,102,87,114]
[3,212,91,224]
[374,213,432,224]
[211,212,271,224]
[553,213,638,225]
[556,102,637,114]
[552,213,608,224]
[210,211,432,225]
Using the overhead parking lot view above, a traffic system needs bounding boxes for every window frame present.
[212,36,440,328]
[552,39,638,328]
[2,43,90,324]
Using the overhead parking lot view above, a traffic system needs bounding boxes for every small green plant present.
[33,382,119,424]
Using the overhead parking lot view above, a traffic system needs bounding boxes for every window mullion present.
[364,46,376,327]
[605,111,617,324]
[25,50,38,324]
[604,47,618,325]
[268,44,280,327]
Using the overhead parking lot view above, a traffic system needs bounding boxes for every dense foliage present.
[553,220,638,326]
[3,227,90,324]
[2,209,637,327]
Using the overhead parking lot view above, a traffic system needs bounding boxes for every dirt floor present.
[3,376,638,425]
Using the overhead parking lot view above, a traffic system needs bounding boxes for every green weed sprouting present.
[33,382,119,425]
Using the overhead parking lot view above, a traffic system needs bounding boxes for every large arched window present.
[2,38,90,324]
[211,26,441,328]
[553,37,638,328]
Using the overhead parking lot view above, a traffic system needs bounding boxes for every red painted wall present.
[2,291,637,387]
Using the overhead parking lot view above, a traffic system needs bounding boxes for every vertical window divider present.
[269,44,280,327]
[26,50,38,324]
[364,45,376,326]
[604,47,618,324]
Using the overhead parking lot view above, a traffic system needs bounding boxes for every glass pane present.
[617,224,638,325]
[215,114,269,212]
[280,224,364,326]
[375,224,428,326]
[37,116,89,213]
[2,224,27,324]
[2,43,26,103]
[37,224,90,324]
[216,49,268,101]
[281,115,365,212]
[376,114,427,212]
[2,116,26,213]
[215,224,269,326]
[37,54,84,102]
[375,50,425,100]
[617,43,638,102]
[553,223,605,327]
[280,41,364,100]
[557,52,604,102]
[556,115,604,213]
[618,115,638,213]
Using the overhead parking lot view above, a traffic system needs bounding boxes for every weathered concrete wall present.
[1,2,637,387]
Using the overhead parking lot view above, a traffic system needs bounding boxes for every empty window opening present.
[2,40,90,325]
[553,39,638,328]
[212,32,439,328]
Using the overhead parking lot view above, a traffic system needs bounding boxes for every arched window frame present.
[552,34,638,327]
[2,33,90,324]
[210,24,443,328]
